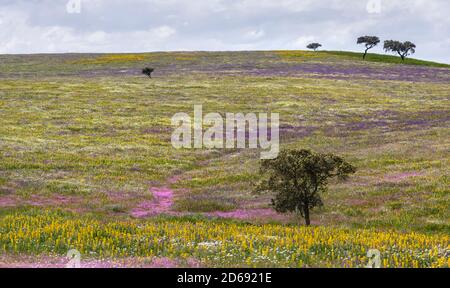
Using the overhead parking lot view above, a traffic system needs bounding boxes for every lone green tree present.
[142,67,154,78]
[256,149,356,226]
[384,40,416,61]
[306,43,322,51]
[357,36,380,60]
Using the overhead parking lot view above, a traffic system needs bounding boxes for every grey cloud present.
[0,0,448,63]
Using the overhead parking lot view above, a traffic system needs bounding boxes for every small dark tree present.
[142,67,154,78]
[306,43,322,51]
[357,36,380,60]
[384,40,416,61]
[256,149,356,226]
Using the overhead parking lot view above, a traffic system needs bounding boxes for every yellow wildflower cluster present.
[70,54,148,65]
[275,50,323,61]
[1,212,448,268]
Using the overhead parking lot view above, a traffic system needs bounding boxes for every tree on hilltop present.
[307,43,322,51]
[357,36,380,60]
[384,40,416,61]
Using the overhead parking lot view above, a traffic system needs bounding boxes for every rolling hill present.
[0,51,449,267]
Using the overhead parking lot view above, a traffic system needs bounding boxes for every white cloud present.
[151,25,176,39]
[244,29,265,40]
[293,36,316,48]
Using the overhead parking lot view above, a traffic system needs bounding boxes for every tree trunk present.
[363,49,369,60]
[304,206,311,226]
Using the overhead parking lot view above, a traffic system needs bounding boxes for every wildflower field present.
[0,51,449,267]
[1,210,448,268]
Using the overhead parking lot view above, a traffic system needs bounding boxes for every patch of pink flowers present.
[384,172,424,183]
[131,187,174,218]
[0,195,75,208]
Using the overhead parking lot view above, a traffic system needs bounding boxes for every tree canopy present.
[142,67,155,78]
[306,43,322,51]
[384,40,416,60]
[357,36,380,59]
[256,149,356,226]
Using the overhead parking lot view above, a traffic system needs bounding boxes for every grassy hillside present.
[0,51,449,267]
[320,51,450,68]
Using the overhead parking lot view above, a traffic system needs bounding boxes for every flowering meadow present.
[0,210,448,268]
[0,51,449,267]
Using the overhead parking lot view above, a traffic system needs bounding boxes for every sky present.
[0,0,449,63]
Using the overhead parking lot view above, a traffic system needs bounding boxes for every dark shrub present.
[142,67,154,78]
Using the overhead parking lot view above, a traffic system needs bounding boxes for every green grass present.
[174,197,237,213]
[322,51,450,68]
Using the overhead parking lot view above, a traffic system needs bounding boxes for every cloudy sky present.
[0,0,449,63]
